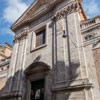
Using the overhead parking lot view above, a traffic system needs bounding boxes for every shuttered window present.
[36,29,46,47]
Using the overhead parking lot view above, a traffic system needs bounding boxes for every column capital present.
[52,2,79,20]
[13,28,28,43]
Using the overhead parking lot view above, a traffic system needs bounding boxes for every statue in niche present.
[31,88,44,100]
[35,89,41,99]
[35,88,44,100]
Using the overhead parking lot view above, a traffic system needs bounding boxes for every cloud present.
[3,0,29,23]
[0,0,33,45]
[0,27,14,36]
[83,0,100,18]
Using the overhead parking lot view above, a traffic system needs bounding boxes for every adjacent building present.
[81,16,100,95]
[0,43,12,60]
[0,0,100,100]
[0,43,12,95]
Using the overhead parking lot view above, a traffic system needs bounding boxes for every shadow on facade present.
[0,60,81,100]
[50,19,84,99]
[0,22,81,100]
[52,61,81,100]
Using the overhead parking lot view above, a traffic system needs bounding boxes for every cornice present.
[52,2,79,20]
[13,27,29,43]
[11,0,63,32]
[0,60,10,67]
[0,52,7,58]
[11,0,80,32]
[81,22,100,33]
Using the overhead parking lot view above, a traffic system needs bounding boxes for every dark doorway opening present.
[30,79,44,100]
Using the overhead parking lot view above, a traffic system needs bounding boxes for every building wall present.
[4,48,12,57]
[0,63,9,92]
[81,17,100,100]
[0,44,12,96]
[93,48,100,89]
[0,56,5,61]
[0,0,100,100]
[0,44,12,60]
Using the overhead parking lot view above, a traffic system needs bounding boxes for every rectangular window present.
[31,27,47,52]
[36,29,46,47]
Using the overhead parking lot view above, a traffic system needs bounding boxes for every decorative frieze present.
[81,16,100,32]
[13,28,28,43]
[30,11,53,28]
[52,2,79,20]
[12,1,79,31]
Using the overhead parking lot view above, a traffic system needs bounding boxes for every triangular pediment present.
[31,3,48,16]
[12,0,62,30]
[12,0,43,27]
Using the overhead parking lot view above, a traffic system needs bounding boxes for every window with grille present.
[36,29,46,47]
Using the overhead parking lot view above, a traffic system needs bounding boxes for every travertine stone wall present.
[81,23,100,100]
[0,44,12,60]
[24,2,89,100]
[0,69,8,91]
[0,61,9,95]
[1,0,100,100]
[0,27,28,100]
[93,48,100,88]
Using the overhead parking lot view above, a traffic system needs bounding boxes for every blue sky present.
[0,0,100,45]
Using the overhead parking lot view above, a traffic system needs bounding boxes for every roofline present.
[79,1,87,20]
[11,0,62,31]
[81,15,100,24]
[11,0,38,31]
[11,0,86,31]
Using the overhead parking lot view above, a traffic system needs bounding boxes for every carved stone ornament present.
[52,2,79,20]
[13,28,28,42]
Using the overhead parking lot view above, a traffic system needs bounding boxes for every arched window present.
[85,34,94,41]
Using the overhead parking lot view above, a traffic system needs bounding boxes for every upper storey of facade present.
[81,16,100,33]
[11,0,86,34]
[1,0,100,100]
[81,16,100,47]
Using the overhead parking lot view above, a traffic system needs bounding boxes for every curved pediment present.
[24,62,50,76]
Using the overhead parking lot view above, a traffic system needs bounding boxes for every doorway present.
[30,79,44,100]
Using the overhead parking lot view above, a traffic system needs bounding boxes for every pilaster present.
[0,27,28,99]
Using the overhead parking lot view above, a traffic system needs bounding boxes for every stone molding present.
[52,83,92,91]
[12,1,80,31]
[0,92,22,99]
[24,62,50,75]
[83,37,100,47]
[52,78,92,91]
[81,16,100,32]
[0,60,10,67]
[52,2,79,20]
[13,28,28,43]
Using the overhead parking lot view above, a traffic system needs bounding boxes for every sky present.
[0,0,100,45]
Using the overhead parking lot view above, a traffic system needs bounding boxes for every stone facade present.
[0,0,100,100]
[81,16,100,100]
[0,43,12,92]
[0,58,10,93]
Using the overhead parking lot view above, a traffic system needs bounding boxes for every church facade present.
[0,0,100,100]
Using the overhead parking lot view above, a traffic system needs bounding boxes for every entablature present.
[11,0,81,32]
